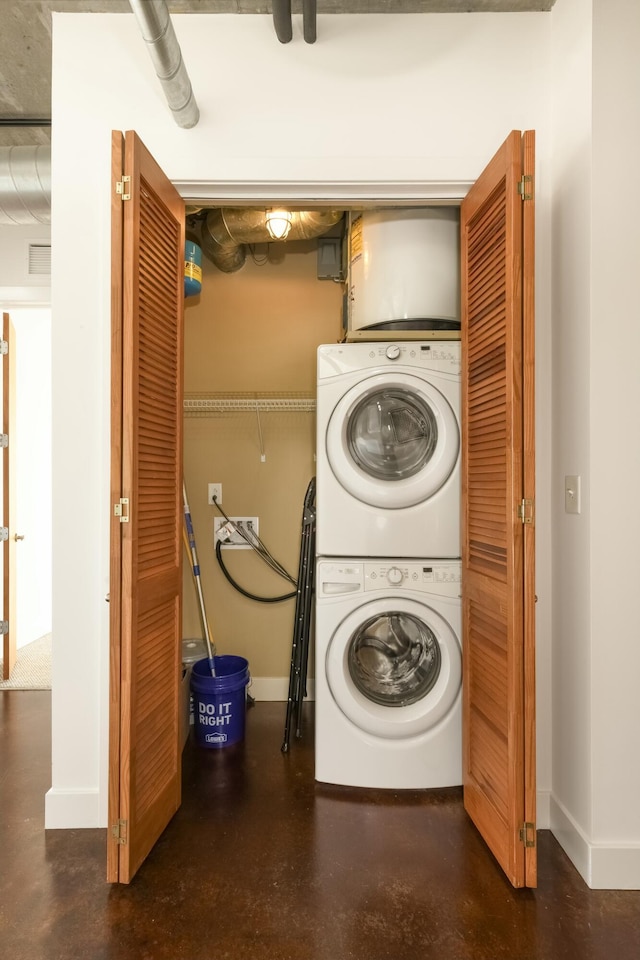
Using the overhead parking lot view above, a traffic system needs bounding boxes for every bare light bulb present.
[265,208,292,241]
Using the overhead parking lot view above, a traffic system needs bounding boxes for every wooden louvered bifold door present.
[460,130,536,889]
[108,131,185,884]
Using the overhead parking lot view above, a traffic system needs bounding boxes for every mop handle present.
[183,482,216,678]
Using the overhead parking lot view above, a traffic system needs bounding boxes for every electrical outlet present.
[214,516,259,549]
[208,483,222,505]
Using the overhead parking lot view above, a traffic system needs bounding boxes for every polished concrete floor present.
[2,690,639,960]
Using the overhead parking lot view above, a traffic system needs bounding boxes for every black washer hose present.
[215,541,296,604]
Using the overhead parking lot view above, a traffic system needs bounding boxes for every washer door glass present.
[347,391,438,481]
[349,612,441,706]
[325,596,461,740]
[326,373,459,509]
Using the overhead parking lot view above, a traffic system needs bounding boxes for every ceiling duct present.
[200,208,343,273]
[128,0,199,129]
[0,145,51,225]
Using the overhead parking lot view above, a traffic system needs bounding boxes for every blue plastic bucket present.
[190,656,250,749]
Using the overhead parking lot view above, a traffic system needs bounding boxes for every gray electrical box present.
[317,237,343,281]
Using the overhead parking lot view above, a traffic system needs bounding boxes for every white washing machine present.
[316,341,461,559]
[315,557,462,789]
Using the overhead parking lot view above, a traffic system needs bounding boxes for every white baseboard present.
[550,794,640,889]
[45,787,103,829]
[536,789,550,829]
[249,676,315,702]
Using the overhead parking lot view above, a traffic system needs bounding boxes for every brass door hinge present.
[519,822,536,848]
[114,498,130,523]
[518,174,533,200]
[116,175,131,201]
[518,498,534,525]
[111,819,128,845]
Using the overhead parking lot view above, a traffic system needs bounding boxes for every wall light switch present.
[564,475,581,514]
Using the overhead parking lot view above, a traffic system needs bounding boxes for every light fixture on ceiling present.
[265,208,292,241]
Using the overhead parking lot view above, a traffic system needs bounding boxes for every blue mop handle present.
[183,483,216,678]
[184,507,199,573]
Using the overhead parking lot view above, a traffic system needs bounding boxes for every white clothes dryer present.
[315,557,462,789]
[316,341,461,559]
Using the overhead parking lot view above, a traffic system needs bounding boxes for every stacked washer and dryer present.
[314,208,463,790]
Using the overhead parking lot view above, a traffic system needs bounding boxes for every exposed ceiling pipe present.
[303,0,317,44]
[0,118,51,127]
[0,145,51,226]
[128,0,199,129]
[200,208,343,273]
[273,0,293,43]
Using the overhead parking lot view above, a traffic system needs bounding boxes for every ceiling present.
[0,1,556,148]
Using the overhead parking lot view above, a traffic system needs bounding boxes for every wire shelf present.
[183,392,316,417]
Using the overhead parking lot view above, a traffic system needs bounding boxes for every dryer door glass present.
[348,612,441,707]
[347,390,438,481]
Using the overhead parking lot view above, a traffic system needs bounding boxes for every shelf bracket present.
[255,401,266,462]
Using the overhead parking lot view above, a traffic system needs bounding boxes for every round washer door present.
[325,597,461,740]
[325,372,459,509]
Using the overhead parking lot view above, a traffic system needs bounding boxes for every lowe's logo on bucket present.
[205,732,228,744]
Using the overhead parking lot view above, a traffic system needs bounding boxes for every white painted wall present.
[549,0,594,868]
[550,0,640,888]
[47,11,554,847]
[589,0,640,885]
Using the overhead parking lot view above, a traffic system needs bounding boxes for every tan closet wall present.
[183,240,343,681]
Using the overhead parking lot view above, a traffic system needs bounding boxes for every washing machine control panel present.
[364,560,462,597]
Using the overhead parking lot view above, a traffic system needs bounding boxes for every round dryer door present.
[325,597,461,740]
[325,372,459,509]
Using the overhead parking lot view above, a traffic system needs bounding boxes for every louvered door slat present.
[468,253,506,304]
[468,315,505,346]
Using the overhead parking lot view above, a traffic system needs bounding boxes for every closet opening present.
[179,200,462,714]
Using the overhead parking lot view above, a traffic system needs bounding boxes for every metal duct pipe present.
[303,0,317,44]
[0,145,51,225]
[201,208,343,273]
[0,118,51,127]
[273,0,292,44]
[128,0,199,129]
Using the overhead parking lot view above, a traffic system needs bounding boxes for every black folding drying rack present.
[281,477,316,753]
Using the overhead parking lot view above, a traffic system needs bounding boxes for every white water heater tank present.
[348,207,460,332]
